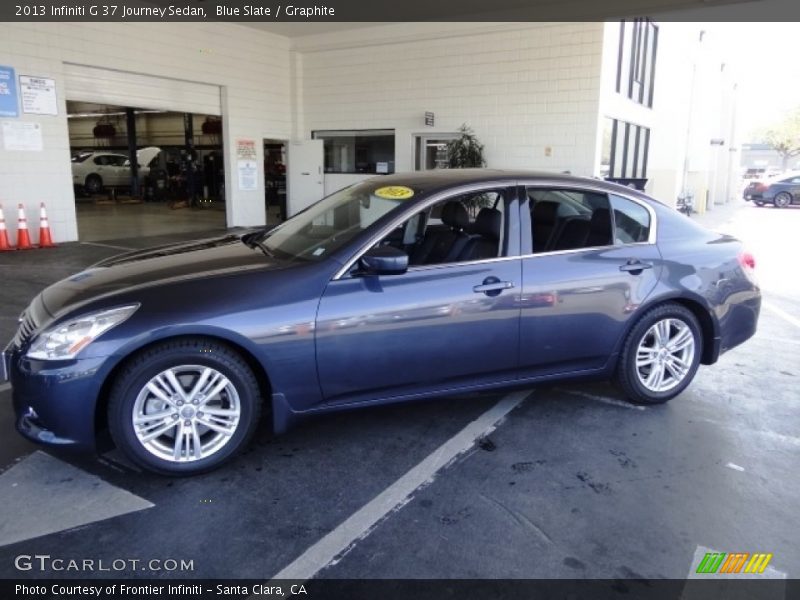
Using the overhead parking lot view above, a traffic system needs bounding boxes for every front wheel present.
[615,303,702,405]
[774,192,791,208]
[108,339,262,475]
[84,174,103,195]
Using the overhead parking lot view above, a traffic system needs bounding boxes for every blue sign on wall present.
[0,65,19,118]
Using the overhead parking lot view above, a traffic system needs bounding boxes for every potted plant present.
[446,124,489,215]
[446,124,486,169]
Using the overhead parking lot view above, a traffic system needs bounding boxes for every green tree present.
[446,124,486,169]
[761,108,800,169]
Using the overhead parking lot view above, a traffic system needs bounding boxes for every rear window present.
[71,152,93,163]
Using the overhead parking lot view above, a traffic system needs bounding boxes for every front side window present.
[528,188,613,253]
[366,189,508,269]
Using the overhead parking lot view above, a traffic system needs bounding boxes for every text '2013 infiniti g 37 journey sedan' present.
[2,170,760,475]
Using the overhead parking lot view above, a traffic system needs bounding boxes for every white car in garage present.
[72,147,161,194]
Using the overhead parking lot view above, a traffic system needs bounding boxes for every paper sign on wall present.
[236,139,257,161]
[19,75,58,116]
[0,66,19,118]
[2,121,43,151]
[238,160,257,191]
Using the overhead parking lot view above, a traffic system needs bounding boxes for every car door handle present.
[619,261,653,273]
[473,280,514,294]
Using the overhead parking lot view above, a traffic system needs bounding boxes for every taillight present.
[754,182,768,192]
[738,250,757,283]
[739,251,756,270]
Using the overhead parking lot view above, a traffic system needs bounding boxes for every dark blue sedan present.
[2,170,761,475]
[743,172,800,207]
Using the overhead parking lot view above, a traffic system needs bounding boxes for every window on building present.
[312,129,395,175]
[601,118,650,181]
[616,19,658,108]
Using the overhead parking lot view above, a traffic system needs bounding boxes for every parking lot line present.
[79,241,135,251]
[0,451,153,547]
[762,302,800,330]
[267,390,531,583]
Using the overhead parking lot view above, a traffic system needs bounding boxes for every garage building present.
[0,21,736,243]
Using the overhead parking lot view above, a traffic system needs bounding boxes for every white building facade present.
[0,20,736,242]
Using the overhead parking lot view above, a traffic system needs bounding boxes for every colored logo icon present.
[696,552,773,574]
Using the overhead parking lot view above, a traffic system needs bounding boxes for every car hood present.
[41,233,285,316]
[137,146,161,167]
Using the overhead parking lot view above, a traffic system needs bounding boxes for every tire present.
[755,201,765,207]
[85,174,103,195]
[774,192,791,208]
[615,303,702,405]
[108,338,262,475]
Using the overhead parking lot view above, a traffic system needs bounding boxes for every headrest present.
[473,208,502,240]
[533,201,559,224]
[589,207,611,231]
[441,201,469,230]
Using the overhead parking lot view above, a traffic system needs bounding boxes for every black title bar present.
[3,579,799,600]
[3,0,800,22]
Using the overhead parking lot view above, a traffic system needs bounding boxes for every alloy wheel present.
[775,192,791,208]
[635,318,696,393]
[132,365,241,462]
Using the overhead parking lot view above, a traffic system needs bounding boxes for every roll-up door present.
[63,63,221,115]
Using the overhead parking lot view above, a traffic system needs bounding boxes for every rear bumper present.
[718,291,761,359]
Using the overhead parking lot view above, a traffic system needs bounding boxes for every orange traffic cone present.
[0,205,12,251]
[16,204,32,250]
[37,202,56,248]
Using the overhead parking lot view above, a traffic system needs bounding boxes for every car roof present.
[370,168,661,206]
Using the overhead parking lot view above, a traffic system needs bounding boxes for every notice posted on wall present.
[236,138,257,161]
[237,160,257,191]
[2,120,43,151]
[19,75,58,116]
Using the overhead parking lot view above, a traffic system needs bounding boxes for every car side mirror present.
[358,246,408,276]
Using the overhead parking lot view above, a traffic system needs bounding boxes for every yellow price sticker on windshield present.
[374,186,415,200]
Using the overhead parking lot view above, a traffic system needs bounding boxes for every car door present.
[315,186,522,404]
[785,176,800,202]
[519,186,662,378]
[107,155,130,186]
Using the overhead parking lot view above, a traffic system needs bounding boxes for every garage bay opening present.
[67,101,226,242]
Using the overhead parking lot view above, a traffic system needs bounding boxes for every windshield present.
[260,180,419,261]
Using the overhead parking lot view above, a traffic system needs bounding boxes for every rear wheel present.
[85,174,103,195]
[108,339,261,475]
[754,200,765,207]
[774,192,791,208]
[616,303,702,405]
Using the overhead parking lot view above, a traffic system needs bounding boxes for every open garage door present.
[63,66,225,243]
[63,64,221,116]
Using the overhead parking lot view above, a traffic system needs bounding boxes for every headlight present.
[27,304,139,360]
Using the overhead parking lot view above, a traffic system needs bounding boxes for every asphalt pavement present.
[0,203,797,585]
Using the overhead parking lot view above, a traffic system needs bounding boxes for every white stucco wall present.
[0,22,291,242]
[295,22,605,195]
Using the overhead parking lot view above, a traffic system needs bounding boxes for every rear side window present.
[528,188,613,253]
[610,194,650,244]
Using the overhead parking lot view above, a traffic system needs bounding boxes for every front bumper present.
[8,349,109,451]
